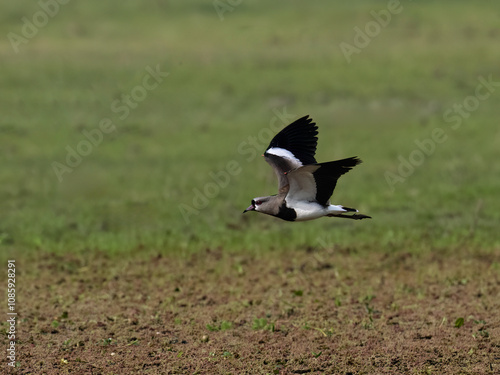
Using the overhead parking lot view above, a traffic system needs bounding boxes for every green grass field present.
[2,0,499,257]
[1,1,500,373]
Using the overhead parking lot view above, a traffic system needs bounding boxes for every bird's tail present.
[327,205,371,220]
[341,206,357,212]
[327,205,357,214]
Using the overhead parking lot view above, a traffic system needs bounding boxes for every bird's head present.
[243,196,270,214]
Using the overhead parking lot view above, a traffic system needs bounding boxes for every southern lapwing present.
[243,115,371,222]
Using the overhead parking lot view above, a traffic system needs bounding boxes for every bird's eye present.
[255,200,262,205]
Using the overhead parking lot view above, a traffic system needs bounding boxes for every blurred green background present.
[1,0,499,258]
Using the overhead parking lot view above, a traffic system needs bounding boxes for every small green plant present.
[312,351,322,358]
[206,324,217,331]
[292,290,303,296]
[252,318,268,330]
[235,264,244,275]
[101,338,114,346]
[362,295,376,315]
[127,339,139,346]
[479,330,489,337]
[252,318,274,331]
[454,317,464,328]
[206,320,233,331]
[62,339,72,350]
[474,328,489,338]
[362,294,375,303]
[362,316,374,329]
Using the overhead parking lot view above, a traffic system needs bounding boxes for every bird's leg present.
[327,213,372,220]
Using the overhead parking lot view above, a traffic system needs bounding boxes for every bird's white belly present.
[292,202,328,221]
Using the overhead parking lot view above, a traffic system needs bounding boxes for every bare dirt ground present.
[2,245,500,374]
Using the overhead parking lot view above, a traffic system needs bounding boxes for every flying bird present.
[243,115,371,222]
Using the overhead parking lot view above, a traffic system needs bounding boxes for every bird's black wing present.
[265,115,318,165]
[264,115,318,193]
[311,157,362,206]
[286,157,361,206]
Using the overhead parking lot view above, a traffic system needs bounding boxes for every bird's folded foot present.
[328,213,371,220]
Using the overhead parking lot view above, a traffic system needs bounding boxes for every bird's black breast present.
[276,203,297,221]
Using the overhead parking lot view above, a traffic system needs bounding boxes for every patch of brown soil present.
[2,247,500,374]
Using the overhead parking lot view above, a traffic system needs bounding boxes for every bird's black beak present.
[243,204,255,213]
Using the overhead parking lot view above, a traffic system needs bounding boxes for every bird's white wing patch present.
[265,147,303,170]
[285,164,320,205]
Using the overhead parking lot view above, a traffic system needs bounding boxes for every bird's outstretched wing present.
[285,157,362,206]
[264,115,318,193]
